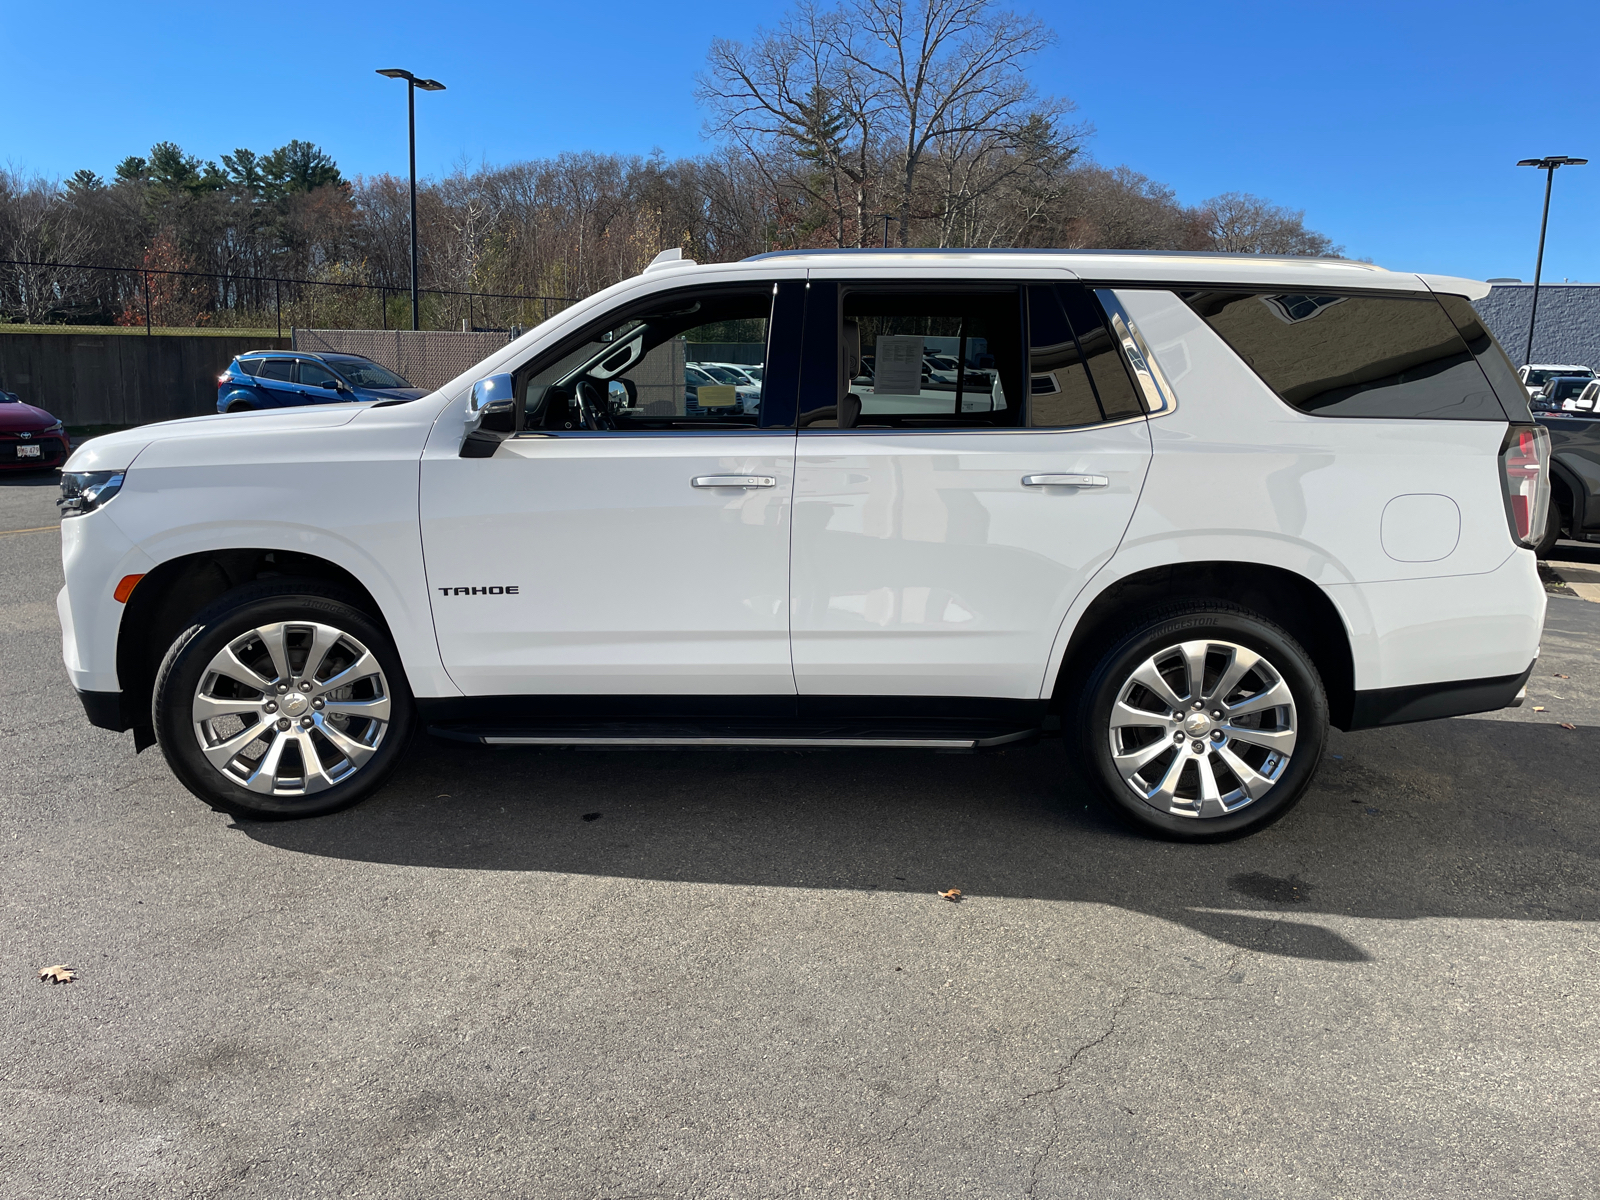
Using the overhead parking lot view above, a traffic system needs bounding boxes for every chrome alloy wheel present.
[190,621,392,796]
[1107,639,1297,819]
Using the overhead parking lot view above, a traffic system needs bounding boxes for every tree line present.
[0,0,1341,330]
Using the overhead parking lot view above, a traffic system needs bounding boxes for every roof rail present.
[740,247,1364,265]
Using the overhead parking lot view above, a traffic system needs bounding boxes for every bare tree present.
[827,0,1062,245]
[1202,191,1341,257]
[700,2,885,246]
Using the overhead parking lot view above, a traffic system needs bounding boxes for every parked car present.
[0,390,67,471]
[683,363,758,415]
[698,361,764,389]
[1532,375,1594,413]
[1520,362,1593,394]
[59,248,1548,842]
[1560,379,1600,413]
[216,352,430,412]
[1534,395,1600,555]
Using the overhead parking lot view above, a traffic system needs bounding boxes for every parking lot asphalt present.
[2,471,1597,1200]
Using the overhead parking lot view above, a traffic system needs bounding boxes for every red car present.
[0,390,68,471]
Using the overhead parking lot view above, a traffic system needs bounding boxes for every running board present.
[428,720,1038,751]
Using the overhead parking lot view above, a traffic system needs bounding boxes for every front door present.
[420,279,802,698]
[789,278,1154,700]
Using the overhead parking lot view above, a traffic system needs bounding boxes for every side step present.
[428,719,1039,751]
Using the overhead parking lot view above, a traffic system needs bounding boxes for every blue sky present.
[6,0,1596,281]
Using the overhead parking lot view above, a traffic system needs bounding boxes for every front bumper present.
[76,687,131,732]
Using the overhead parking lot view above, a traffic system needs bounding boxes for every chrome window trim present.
[1094,289,1178,418]
[512,428,794,440]
[794,413,1149,436]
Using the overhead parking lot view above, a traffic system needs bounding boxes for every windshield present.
[1553,378,1590,401]
[701,365,746,385]
[1528,367,1592,388]
[330,360,411,389]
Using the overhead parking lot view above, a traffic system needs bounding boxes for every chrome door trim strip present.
[1095,289,1178,417]
[479,734,980,748]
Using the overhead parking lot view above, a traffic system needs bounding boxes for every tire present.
[1071,602,1329,842]
[226,401,253,413]
[152,581,415,819]
[1532,501,1564,560]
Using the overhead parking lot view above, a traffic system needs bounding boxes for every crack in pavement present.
[1017,980,1236,1197]
[1020,985,1137,1197]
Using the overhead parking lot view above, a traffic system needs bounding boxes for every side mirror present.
[320,379,341,390]
[460,373,522,458]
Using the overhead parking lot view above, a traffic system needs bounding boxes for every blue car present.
[216,352,431,413]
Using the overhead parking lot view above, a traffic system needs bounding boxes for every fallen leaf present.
[937,888,963,903]
[37,965,75,984]
[1560,723,1577,731]
[1554,674,1570,679]
[1532,706,1547,712]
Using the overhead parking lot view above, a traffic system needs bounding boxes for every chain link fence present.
[0,257,574,335]
[292,328,519,392]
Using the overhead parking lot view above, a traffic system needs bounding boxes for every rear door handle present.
[1021,474,1109,488]
[692,475,776,489]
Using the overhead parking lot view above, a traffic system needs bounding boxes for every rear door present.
[253,357,301,407]
[789,275,1153,699]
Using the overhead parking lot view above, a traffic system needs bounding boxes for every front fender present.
[95,413,456,698]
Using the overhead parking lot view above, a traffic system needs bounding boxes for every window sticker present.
[695,385,737,408]
[874,335,925,397]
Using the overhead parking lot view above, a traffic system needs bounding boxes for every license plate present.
[16,444,40,458]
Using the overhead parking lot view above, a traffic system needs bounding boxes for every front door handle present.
[692,475,776,489]
[1021,474,1109,488]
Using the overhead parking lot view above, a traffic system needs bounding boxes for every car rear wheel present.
[152,582,414,819]
[1532,500,1564,560]
[226,401,253,413]
[1072,602,1328,841]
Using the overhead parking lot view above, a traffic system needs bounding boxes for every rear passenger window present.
[1182,290,1506,420]
[830,287,1025,429]
[1027,285,1146,427]
[256,359,295,382]
[1434,294,1530,420]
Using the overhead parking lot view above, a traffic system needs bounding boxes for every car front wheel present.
[1072,603,1328,841]
[152,582,414,819]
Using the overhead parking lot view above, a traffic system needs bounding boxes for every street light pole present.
[378,68,446,331]
[1516,155,1587,367]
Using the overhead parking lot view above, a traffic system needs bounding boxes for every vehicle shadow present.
[235,717,1600,963]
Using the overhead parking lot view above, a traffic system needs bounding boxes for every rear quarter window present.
[1182,290,1507,420]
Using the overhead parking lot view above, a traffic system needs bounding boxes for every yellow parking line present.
[0,525,58,537]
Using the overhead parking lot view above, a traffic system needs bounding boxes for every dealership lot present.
[2,474,1597,1199]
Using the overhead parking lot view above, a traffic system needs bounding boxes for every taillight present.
[217,373,231,383]
[1499,424,1551,548]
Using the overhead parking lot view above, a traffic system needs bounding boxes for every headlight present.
[58,471,126,517]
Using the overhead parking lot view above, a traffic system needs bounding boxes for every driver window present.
[520,287,771,431]
[298,361,341,388]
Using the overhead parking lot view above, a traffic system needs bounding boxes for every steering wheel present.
[573,379,612,431]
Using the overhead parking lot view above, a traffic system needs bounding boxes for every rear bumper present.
[1346,661,1535,730]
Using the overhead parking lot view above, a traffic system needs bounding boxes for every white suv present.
[56,250,1550,840]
